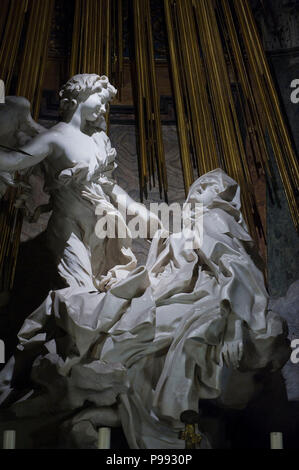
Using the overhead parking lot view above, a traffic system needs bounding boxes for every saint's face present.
[80,91,108,122]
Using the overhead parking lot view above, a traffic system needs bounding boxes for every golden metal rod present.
[87,0,93,73]
[131,0,168,198]
[30,1,50,105]
[176,1,204,174]
[164,0,193,193]
[233,0,299,230]
[177,0,219,175]
[82,0,89,72]
[0,0,27,91]
[34,0,55,119]
[219,0,270,177]
[16,0,42,99]
[145,0,168,195]
[78,0,85,74]
[91,0,97,74]
[105,0,111,77]
[98,0,104,74]
[118,0,123,97]
[70,0,81,76]
[194,0,259,239]
[132,0,148,191]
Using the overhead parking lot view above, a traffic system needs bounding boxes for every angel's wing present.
[0,96,46,195]
[0,97,51,241]
[0,96,45,143]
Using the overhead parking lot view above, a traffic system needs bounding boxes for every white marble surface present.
[0,75,290,449]
[0,169,289,448]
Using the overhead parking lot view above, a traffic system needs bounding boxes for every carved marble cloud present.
[0,75,290,449]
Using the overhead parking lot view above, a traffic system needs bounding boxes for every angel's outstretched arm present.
[107,182,164,238]
[0,132,53,172]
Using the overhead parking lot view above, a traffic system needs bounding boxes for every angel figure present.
[0,75,160,291]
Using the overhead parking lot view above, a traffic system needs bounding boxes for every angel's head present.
[59,74,117,126]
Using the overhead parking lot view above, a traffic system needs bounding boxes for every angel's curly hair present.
[59,74,117,113]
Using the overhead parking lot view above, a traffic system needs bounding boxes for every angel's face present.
[80,90,108,122]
